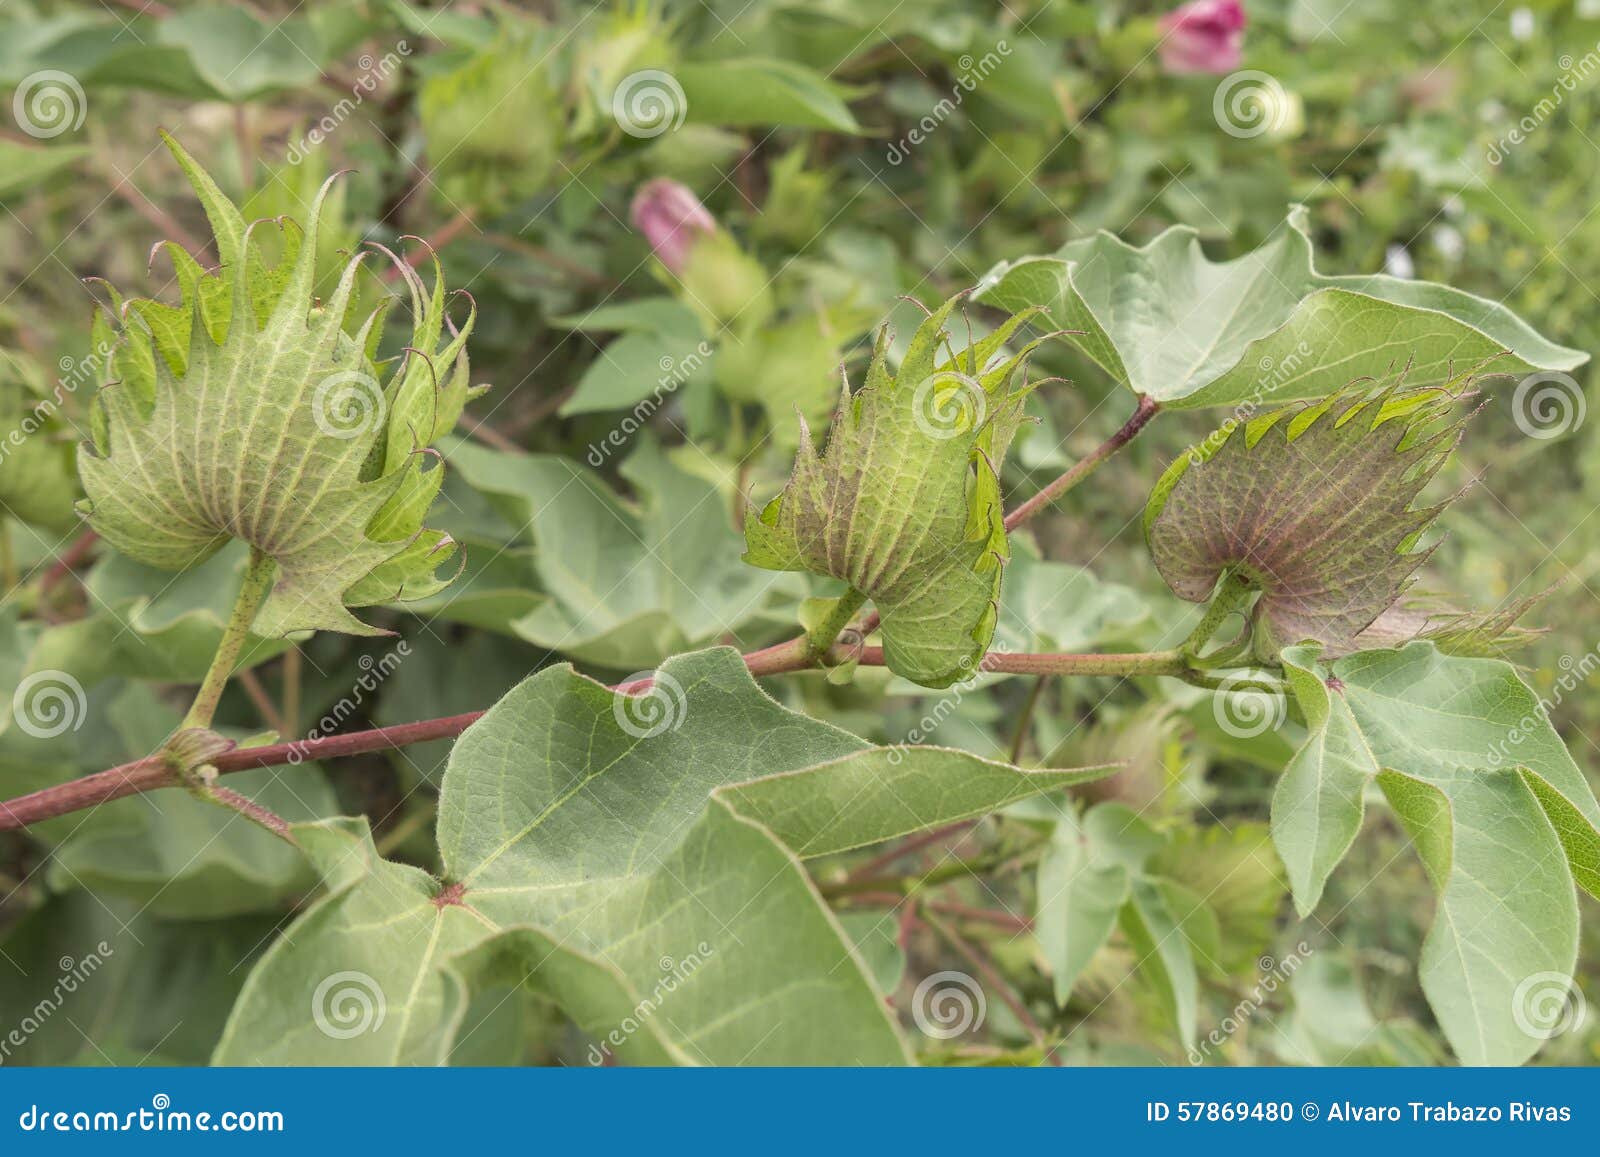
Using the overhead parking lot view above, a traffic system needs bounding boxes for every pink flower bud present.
[629,179,716,275]
[1158,0,1246,75]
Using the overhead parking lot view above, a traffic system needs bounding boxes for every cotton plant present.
[3,134,1598,1070]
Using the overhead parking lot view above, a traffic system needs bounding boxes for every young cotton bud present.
[630,179,772,328]
[630,178,715,275]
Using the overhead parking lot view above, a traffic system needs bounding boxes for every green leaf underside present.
[446,435,784,668]
[1271,642,1600,1065]
[1035,802,1155,1006]
[743,296,1042,687]
[981,205,1586,408]
[1146,389,1460,656]
[214,648,1113,1064]
[78,133,476,637]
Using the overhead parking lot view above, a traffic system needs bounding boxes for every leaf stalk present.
[179,548,276,733]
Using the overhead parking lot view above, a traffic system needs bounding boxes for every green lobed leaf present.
[214,647,1114,1064]
[980,205,1586,408]
[1270,641,1600,1065]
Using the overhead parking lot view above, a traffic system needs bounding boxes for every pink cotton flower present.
[1158,0,1246,75]
[629,179,716,275]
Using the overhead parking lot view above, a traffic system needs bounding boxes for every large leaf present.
[981,205,1585,408]
[214,647,1113,1064]
[1270,641,1600,1065]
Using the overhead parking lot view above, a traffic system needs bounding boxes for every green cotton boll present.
[77,134,479,639]
[677,232,773,330]
[744,296,1050,687]
[419,40,565,214]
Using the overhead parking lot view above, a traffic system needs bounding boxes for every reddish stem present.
[0,402,1165,833]
[38,530,99,595]
[1002,394,1160,531]
[845,820,977,883]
